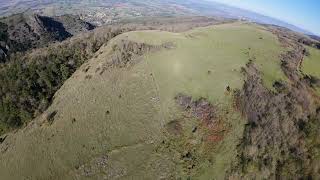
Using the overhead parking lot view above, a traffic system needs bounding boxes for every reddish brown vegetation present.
[174,93,227,143]
[175,94,216,126]
[205,121,227,143]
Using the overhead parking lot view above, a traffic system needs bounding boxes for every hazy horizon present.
[208,0,319,36]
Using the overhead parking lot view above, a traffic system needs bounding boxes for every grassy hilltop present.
[0,22,289,179]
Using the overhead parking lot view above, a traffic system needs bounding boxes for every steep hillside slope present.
[228,25,320,179]
[0,13,95,62]
[0,16,225,136]
[0,22,298,179]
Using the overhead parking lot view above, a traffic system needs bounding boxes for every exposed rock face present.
[52,14,95,35]
[32,14,72,41]
[0,13,95,62]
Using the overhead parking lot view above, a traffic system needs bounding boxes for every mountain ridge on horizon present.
[194,0,316,36]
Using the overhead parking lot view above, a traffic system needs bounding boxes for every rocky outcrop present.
[52,14,95,35]
[0,13,95,62]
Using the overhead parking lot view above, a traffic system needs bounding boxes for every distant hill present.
[0,13,94,62]
[309,34,320,42]
[171,0,313,35]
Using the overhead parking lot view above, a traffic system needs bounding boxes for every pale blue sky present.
[210,0,320,35]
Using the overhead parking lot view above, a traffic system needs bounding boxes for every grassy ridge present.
[123,22,285,178]
[125,22,285,102]
[0,16,225,135]
[302,46,320,78]
[0,23,286,179]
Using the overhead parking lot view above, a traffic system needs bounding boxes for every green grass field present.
[302,46,320,95]
[124,23,285,93]
[302,46,320,78]
[0,22,286,179]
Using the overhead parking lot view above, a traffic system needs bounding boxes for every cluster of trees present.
[0,26,136,134]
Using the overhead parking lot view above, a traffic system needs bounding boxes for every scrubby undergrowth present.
[228,26,320,179]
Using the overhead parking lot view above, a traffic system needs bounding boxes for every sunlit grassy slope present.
[302,46,320,95]
[302,46,320,78]
[0,22,285,179]
[125,23,285,93]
